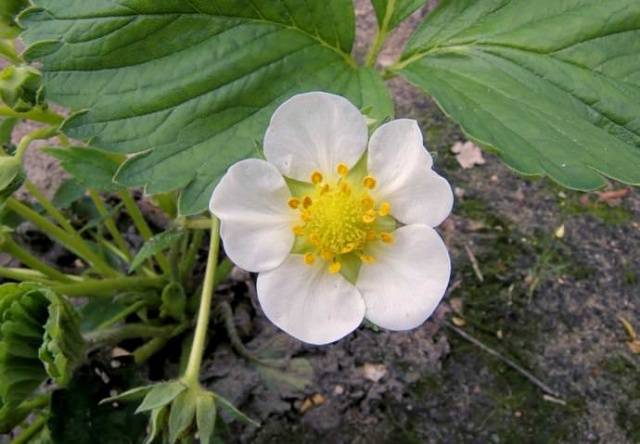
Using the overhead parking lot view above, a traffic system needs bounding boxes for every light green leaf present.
[397,0,640,190]
[196,393,217,444]
[371,0,424,30]
[136,381,186,413]
[168,388,196,443]
[214,393,260,427]
[42,146,124,192]
[129,230,183,273]
[21,0,393,214]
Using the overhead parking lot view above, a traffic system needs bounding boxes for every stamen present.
[361,196,374,209]
[328,260,342,274]
[366,231,377,241]
[360,255,375,264]
[311,171,323,184]
[302,196,313,209]
[304,252,316,265]
[293,225,304,235]
[337,163,349,177]
[288,197,300,209]
[321,250,333,261]
[379,201,391,216]
[320,183,330,194]
[339,182,351,195]
[362,209,377,224]
[363,176,377,189]
[380,232,394,244]
[341,242,355,254]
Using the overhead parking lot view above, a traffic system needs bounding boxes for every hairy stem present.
[6,197,121,278]
[183,217,220,385]
[24,179,77,235]
[118,190,172,274]
[50,275,166,297]
[0,235,72,282]
[88,189,132,261]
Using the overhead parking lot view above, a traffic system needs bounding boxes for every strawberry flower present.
[210,92,453,345]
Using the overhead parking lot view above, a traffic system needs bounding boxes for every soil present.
[3,1,639,443]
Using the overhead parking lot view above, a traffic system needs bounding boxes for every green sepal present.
[168,387,197,443]
[135,381,186,413]
[195,393,217,444]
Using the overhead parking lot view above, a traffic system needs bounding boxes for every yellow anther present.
[311,171,323,184]
[341,242,355,254]
[328,260,342,274]
[379,201,391,216]
[363,175,377,189]
[288,197,300,209]
[362,209,377,224]
[302,196,313,209]
[360,255,375,264]
[304,252,316,265]
[339,182,351,195]
[366,230,377,241]
[380,232,394,244]
[321,250,333,261]
[361,196,374,209]
[337,163,349,177]
[293,225,305,236]
[320,183,331,194]
[301,211,312,222]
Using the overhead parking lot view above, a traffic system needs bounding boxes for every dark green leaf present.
[42,146,124,192]
[136,381,186,413]
[52,178,86,210]
[214,393,260,427]
[48,364,148,444]
[195,393,216,444]
[21,1,393,214]
[129,230,183,273]
[168,388,196,443]
[371,0,424,30]
[398,0,640,190]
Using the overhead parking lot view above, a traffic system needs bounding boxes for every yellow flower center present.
[289,163,394,273]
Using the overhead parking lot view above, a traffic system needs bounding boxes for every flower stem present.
[118,190,172,275]
[50,275,166,297]
[84,322,179,346]
[0,105,63,125]
[0,235,72,282]
[183,216,220,385]
[6,197,121,278]
[24,179,77,235]
[88,189,132,261]
[364,0,396,67]
[96,300,148,330]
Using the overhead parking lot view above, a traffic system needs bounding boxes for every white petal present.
[368,119,453,226]
[264,92,368,182]
[210,159,296,273]
[257,256,365,345]
[357,225,450,331]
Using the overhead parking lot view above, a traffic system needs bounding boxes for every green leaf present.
[21,1,393,215]
[195,393,217,444]
[168,388,196,443]
[52,178,86,210]
[0,0,28,38]
[0,283,84,407]
[214,393,260,427]
[398,0,640,190]
[136,381,186,413]
[42,146,124,192]
[78,297,129,333]
[48,364,148,444]
[0,156,21,191]
[371,0,424,30]
[129,230,183,273]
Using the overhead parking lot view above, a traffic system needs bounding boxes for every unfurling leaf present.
[160,282,187,322]
[0,65,44,112]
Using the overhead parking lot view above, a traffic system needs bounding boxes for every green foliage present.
[20,0,393,215]
[0,0,28,38]
[0,283,84,409]
[129,230,183,273]
[51,178,86,210]
[371,0,424,30]
[48,364,149,444]
[160,282,186,322]
[398,0,640,190]
[0,65,45,112]
[0,117,18,148]
[43,146,124,192]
